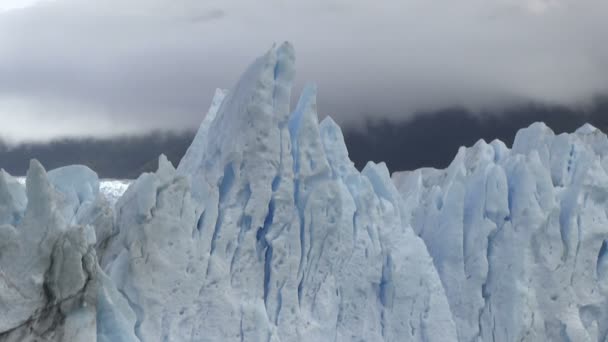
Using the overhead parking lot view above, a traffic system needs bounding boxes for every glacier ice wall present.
[0,162,102,341]
[98,42,456,342]
[1,42,608,342]
[394,122,608,341]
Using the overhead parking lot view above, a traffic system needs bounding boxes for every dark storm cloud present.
[0,0,607,142]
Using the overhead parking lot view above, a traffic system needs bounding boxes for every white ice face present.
[93,42,455,342]
[2,42,608,342]
[394,122,608,341]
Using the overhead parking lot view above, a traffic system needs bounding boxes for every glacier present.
[1,42,607,341]
[393,122,608,341]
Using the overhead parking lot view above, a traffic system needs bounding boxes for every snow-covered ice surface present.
[17,177,131,205]
[99,179,131,204]
[1,42,607,341]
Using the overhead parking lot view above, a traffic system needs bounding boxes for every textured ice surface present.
[100,43,456,341]
[2,43,608,341]
[0,161,97,341]
[394,122,608,341]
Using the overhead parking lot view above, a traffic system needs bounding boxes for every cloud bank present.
[1,0,607,142]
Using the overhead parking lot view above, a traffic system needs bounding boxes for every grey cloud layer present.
[0,0,607,142]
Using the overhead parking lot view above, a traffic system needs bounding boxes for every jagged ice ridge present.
[1,43,607,341]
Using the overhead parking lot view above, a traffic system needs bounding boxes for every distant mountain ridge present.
[0,131,195,178]
[346,98,608,170]
[1,97,607,178]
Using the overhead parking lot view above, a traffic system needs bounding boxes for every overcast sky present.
[1,0,607,143]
